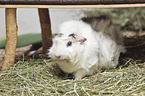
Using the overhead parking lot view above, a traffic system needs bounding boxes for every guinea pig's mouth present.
[54,57,70,62]
[55,59,71,63]
[49,54,71,62]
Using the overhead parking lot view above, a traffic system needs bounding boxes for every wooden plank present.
[0,0,145,5]
[0,4,145,8]
[2,8,18,71]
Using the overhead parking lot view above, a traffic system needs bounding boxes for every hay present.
[0,59,145,95]
[0,33,145,95]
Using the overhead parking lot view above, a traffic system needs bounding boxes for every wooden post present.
[38,8,52,54]
[1,8,18,71]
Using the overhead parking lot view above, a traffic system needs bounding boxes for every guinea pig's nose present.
[56,55,61,59]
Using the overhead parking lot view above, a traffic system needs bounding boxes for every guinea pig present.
[48,16,125,80]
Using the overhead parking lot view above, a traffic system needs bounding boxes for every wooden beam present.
[2,8,18,71]
[0,4,145,8]
[0,0,145,5]
[38,8,52,54]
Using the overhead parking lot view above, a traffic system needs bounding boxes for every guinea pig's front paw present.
[74,69,88,80]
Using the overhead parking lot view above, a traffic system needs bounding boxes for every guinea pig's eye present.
[67,41,72,47]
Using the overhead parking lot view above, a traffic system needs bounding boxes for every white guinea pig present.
[48,16,125,80]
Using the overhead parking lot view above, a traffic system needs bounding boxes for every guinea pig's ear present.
[69,33,87,43]
[75,36,87,43]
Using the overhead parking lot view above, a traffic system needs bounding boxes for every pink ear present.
[74,35,87,43]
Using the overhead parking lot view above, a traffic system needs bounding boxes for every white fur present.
[48,20,125,80]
